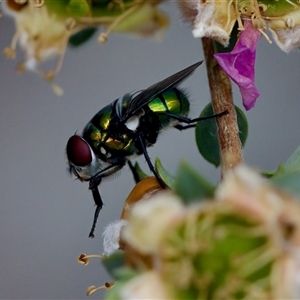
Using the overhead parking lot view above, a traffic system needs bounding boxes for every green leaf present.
[127,160,149,183]
[271,171,300,197]
[195,103,248,167]
[133,162,149,181]
[277,145,300,174]
[102,251,125,280]
[104,270,138,300]
[269,145,300,196]
[261,170,276,178]
[155,158,176,189]
[68,27,97,47]
[261,0,299,17]
[175,161,215,204]
[105,283,122,300]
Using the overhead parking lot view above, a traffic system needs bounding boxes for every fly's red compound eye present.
[66,135,92,166]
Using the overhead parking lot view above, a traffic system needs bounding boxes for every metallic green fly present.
[66,61,226,237]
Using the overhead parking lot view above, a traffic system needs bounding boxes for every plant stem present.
[202,37,243,175]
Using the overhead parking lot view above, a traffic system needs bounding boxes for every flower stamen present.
[235,0,245,30]
[96,5,140,44]
[225,0,235,31]
[86,282,115,296]
[235,0,273,44]
[257,28,272,44]
[77,253,105,265]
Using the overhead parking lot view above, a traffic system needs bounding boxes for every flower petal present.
[214,21,261,110]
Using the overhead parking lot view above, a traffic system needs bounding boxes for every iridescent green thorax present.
[83,100,136,158]
[82,87,190,160]
[82,104,113,155]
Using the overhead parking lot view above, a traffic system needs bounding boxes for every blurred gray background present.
[0,2,300,299]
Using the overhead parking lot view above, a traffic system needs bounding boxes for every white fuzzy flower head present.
[104,166,300,299]
[216,165,300,299]
[178,0,300,52]
[2,1,78,94]
[121,191,184,255]
[120,271,168,300]
[216,165,300,226]
[178,0,236,46]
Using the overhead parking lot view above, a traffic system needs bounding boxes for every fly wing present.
[120,61,203,122]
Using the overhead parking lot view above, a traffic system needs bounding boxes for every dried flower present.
[178,0,236,46]
[2,0,77,95]
[179,0,300,51]
[178,0,300,109]
[268,8,300,52]
[2,0,169,94]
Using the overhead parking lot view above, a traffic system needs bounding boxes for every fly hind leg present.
[164,110,228,131]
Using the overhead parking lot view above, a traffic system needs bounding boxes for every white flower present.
[121,191,184,254]
[120,271,168,300]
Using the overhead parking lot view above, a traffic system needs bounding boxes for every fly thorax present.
[102,134,134,156]
[115,94,132,118]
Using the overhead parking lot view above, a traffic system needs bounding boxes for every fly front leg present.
[89,186,103,238]
[88,176,104,238]
[88,158,126,238]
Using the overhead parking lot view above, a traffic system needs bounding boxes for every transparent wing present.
[120,61,203,122]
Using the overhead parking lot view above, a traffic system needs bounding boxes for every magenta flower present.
[214,21,261,110]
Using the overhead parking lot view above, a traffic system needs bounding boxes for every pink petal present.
[214,21,261,110]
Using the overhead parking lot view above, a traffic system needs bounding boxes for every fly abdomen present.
[147,88,190,129]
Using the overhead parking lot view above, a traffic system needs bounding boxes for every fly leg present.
[88,175,103,238]
[89,186,103,238]
[88,159,126,238]
[163,110,228,130]
[137,134,166,188]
